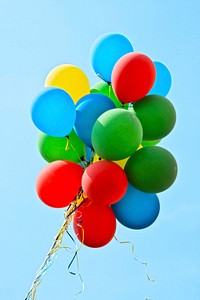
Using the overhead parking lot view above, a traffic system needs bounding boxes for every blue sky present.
[0,1,200,299]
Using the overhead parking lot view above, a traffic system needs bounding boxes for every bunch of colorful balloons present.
[31,33,177,248]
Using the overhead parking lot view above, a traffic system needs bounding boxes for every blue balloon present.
[85,146,94,162]
[111,184,160,230]
[149,61,172,96]
[74,93,115,148]
[91,33,134,83]
[31,87,76,137]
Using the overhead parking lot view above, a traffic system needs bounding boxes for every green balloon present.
[133,95,176,141]
[124,146,178,193]
[38,130,85,163]
[91,81,128,109]
[141,139,161,147]
[91,108,143,161]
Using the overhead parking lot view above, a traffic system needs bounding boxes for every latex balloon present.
[90,81,128,109]
[115,157,129,168]
[134,95,176,141]
[93,154,128,169]
[82,160,128,205]
[91,108,143,161]
[141,139,161,147]
[91,33,133,83]
[124,146,178,193]
[73,199,116,248]
[112,184,160,229]
[93,154,103,163]
[45,64,90,103]
[112,52,156,103]
[74,93,115,148]
[36,160,83,208]
[85,146,94,162]
[31,87,76,137]
[149,61,172,96]
[38,130,85,163]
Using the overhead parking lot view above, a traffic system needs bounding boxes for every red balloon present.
[82,160,128,205]
[73,199,116,248]
[112,52,156,103]
[36,160,83,208]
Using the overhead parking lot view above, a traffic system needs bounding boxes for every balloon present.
[74,93,115,148]
[133,95,176,141]
[93,154,128,169]
[141,139,161,147]
[93,154,103,163]
[91,33,133,83]
[31,87,76,137]
[85,146,94,162]
[90,81,128,109]
[124,146,178,193]
[115,157,129,168]
[45,64,90,103]
[91,108,143,161]
[112,52,156,103]
[38,130,85,163]
[82,160,128,205]
[36,160,84,208]
[112,184,160,229]
[149,61,172,96]
[137,144,143,150]
[73,199,116,248]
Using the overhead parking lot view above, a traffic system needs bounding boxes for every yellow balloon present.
[93,154,128,169]
[45,64,90,103]
[93,154,101,163]
[115,157,129,168]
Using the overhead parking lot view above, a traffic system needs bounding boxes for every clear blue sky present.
[0,1,200,299]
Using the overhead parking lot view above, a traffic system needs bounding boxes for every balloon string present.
[83,148,96,168]
[65,136,70,150]
[83,147,97,167]
[134,257,155,283]
[24,190,86,300]
[66,138,96,169]
[65,137,88,168]
[114,235,134,253]
[96,73,108,83]
[59,230,85,299]
[108,82,111,99]
[64,231,82,275]
[65,231,85,299]
[114,236,155,283]
[72,252,84,300]
[107,81,125,110]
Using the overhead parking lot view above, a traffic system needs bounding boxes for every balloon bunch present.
[31,33,177,250]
